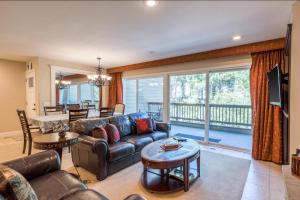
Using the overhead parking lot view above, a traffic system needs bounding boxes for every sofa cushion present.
[127,112,149,125]
[60,189,109,200]
[136,118,154,135]
[109,142,135,162]
[122,135,153,152]
[151,131,168,141]
[105,124,120,144]
[92,126,108,141]
[109,115,132,137]
[29,170,86,200]
[71,118,109,136]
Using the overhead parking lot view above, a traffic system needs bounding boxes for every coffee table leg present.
[184,159,190,192]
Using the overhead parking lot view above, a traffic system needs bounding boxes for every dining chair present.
[16,110,41,155]
[87,104,96,110]
[69,109,89,125]
[99,107,114,118]
[66,104,80,111]
[44,105,65,116]
[113,103,125,116]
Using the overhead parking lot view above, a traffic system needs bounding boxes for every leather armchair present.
[2,151,147,200]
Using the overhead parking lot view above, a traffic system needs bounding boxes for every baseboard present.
[0,130,22,137]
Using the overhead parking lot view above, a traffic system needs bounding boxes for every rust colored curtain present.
[108,72,123,107]
[250,49,285,164]
[56,85,60,105]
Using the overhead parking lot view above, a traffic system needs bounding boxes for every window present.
[123,79,137,114]
[59,83,99,106]
[123,77,163,120]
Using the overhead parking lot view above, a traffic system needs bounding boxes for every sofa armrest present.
[3,150,60,181]
[156,122,171,137]
[72,135,109,180]
[79,135,109,155]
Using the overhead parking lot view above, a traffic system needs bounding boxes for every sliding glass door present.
[123,77,163,120]
[208,69,252,149]
[122,68,252,150]
[169,73,207,140]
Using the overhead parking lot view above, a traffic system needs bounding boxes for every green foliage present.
[170,69,251,105]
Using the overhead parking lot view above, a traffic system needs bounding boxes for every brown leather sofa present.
[2,150,146,200]
[71,112,170,181]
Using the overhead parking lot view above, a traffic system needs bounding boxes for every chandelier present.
[87,58,112,87]
[55,74,71,89]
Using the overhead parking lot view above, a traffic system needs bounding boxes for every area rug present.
[76,150,250,200]
[175,133,222,143]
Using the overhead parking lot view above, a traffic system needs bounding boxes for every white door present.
[26,70,36,118]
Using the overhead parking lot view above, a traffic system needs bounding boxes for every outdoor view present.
[123,69,252,150]
[168,69,252,150]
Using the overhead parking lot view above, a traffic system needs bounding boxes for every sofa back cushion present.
[127,112,149,134]
[105,124,120,144]
[109,115,132,137]
[71,118,109,136]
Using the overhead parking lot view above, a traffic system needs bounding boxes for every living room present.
[0,1,299,200]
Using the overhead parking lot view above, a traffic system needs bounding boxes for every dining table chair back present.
[66,104,80,110]
[100,107,114,118]
[69,109,89,125]
[16,110,41,155]
[113,103,125,115]
[44,105,65,116]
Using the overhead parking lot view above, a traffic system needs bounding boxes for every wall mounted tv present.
[267,64,282,107]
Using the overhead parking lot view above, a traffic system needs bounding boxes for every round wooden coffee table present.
[33,132,79,161]
[141,138,200,193]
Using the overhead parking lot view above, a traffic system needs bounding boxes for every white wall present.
[290,1,300,156]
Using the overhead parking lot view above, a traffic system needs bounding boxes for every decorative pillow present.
[136,118,154,135]
[92,126,108,140]
[105,124,120,144]
[0,165,38,200]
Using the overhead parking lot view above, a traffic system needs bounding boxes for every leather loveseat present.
[1,150,146,200]
[70,112,170,181]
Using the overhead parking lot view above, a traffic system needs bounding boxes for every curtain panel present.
[108,72,123,107]
[250,49,285,164]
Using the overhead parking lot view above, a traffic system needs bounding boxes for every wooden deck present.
[170,125,252,150]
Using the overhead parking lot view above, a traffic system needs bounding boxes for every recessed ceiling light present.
[233,35,242,41]
[145,0,158,7]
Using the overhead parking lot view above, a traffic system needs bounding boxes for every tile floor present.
[0,131,285,200]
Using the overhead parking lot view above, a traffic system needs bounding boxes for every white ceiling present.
[0,1,294,68]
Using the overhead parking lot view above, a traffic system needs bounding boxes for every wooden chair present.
[69,109,89,125]
[16,110,41,155]
[66,104,80,111]
[100,107,114,118]
[87,104,96,110]
[44,105,65,116]
[113,103,125,116]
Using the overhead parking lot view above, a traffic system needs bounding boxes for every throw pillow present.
[105,124,120,144]
[0,165,38,200]
[92,126,108,140]
[136,118,154,135]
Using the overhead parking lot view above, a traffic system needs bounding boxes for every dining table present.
[30,110,100,133]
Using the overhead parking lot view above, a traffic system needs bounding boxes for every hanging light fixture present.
[55,74,71,89]
[87,57,112,87]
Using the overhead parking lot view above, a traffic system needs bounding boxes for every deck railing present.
[148,102,252,133]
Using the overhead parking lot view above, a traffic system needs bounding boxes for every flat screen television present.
[267,64,282,107]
